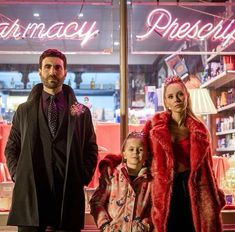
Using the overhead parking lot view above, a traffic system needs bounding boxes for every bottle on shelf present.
[220,91,228,107]
[217,95,221,109]
[216,118,221,132]
[10,77,15,89]
[90,78,95,89]
[115,79,120,90]
[68,78,71,86]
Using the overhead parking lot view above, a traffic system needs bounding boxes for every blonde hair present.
[163,75,200,122]
[121,131,147,152]
[121,131,151,167]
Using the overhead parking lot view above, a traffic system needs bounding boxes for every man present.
[5,49,98,232]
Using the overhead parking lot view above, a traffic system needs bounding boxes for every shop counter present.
[0,122,144,166]
[0,122,145,188]
[0,124,11,163]
[0,123,230,190]
[95,122,144,154]
[0,124,12,186]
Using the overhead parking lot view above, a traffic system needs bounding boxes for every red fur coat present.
[143,112,225,232]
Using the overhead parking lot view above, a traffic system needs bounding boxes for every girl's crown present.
[127,131,146,139]
[164,75,183,86]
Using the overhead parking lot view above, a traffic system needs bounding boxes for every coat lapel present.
[26,99,40,148]
[66,105,76,157]
[149,112,174,180]
[149,112,210,173]
[150,112,174,159]
[186,117,210,172]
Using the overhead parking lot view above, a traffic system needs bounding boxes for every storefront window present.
[0,1,234,214]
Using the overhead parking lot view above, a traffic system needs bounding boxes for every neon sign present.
[0,15,100,46]
[136,8,235,47]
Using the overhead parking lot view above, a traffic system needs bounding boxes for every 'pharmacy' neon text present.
[0,15,99,46]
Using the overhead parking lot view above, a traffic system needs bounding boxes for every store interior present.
[0,0,234,230]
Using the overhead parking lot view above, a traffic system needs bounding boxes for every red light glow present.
[0,14,100,47]
[136,8,235,47]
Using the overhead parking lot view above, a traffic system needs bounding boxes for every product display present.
[199,56,235,213]
[221,156,235,208]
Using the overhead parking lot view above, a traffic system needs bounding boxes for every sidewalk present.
[0,226,99,232]
[0,226,16,231]
[0,212,99,231]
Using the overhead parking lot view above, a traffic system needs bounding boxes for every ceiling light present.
[78,13,84,18]
[33,13,40,17]
[114,41,120,46]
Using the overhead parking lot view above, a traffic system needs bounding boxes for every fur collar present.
[149,111,210,171]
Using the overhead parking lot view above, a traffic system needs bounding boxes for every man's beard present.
[43,75,64,89]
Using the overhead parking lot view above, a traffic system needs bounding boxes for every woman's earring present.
[143,160,147,167]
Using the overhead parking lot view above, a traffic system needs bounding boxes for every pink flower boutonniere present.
[70,102,86,117]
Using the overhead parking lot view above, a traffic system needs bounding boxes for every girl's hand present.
[100,165,114,184]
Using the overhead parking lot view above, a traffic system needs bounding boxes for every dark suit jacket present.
[5,84,98,230]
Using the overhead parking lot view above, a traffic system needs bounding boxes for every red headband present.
[164,75,183,86]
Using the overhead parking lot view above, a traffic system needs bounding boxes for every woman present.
[100,75,225,232]
[143,75,225,232]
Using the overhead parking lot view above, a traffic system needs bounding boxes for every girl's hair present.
[163,75,200,122]
[121,131,147,152]
[121,131,152,166]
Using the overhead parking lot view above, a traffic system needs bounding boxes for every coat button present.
[124,215,130,222]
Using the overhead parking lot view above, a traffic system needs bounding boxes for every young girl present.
[89,131,153,232]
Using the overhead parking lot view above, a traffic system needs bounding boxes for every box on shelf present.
[223,56,235,70]
[0,197,11,210]
[0,182,14,211]
[0,182,14,198]
[84,187,96,213]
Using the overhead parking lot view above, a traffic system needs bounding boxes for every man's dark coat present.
[5,84,98,230]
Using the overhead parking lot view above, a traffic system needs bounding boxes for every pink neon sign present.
[136,8,235,47]
[0,15,99,46]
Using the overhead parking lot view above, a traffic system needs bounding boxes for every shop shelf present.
[216,129,235,136]
[73,89,116,96]
[0,89,116,97]
[217,103,235,112]
[0,89,31,96]
[200,70,235,89]
[216,147,235,152]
